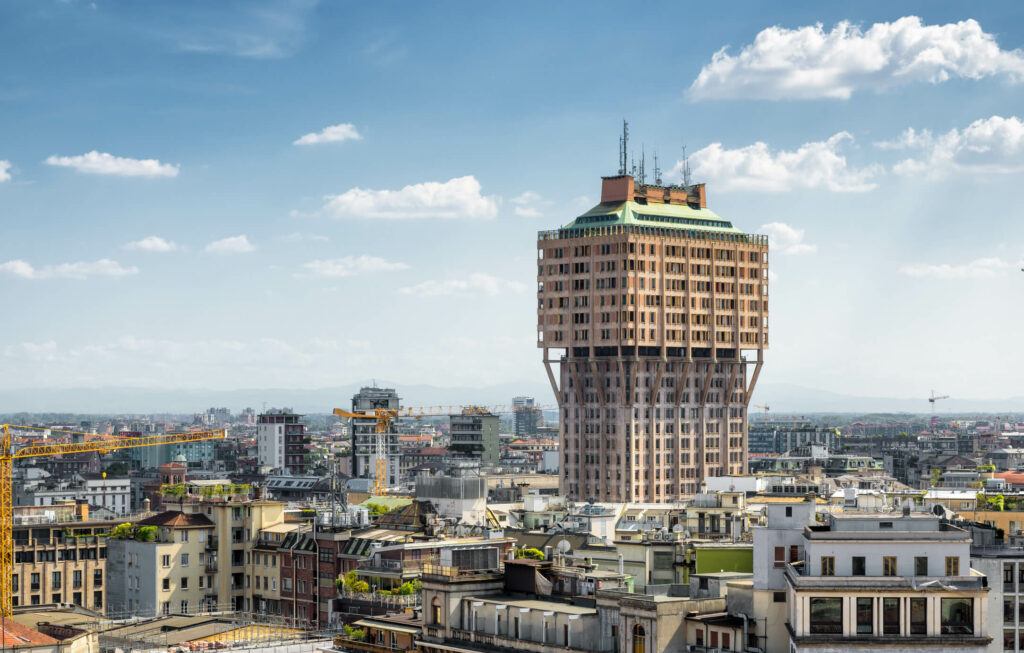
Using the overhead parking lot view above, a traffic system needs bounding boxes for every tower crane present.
[0,423,225,617]
[333,404,555,496]
[753,404,770,421]
[929,390,950,432]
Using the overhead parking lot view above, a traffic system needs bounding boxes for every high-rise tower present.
[537,172,768,502]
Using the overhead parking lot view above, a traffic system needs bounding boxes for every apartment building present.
[106,511,215,617]
[16,474,131,516]
[166,494,287,613]
[449,409,500,466]
[784,512,991,652]
[12,503,109,612]
[971,546,1024,653]
[512,396,542,436]
[350,387,403,489]
[537,173,768,503]
[257,409,310,475]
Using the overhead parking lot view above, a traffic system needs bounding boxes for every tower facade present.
[537,174,768,502]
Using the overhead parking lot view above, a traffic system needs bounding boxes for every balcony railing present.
[333,637,409,653]
[783,562,987,590]
[206,537,218,550]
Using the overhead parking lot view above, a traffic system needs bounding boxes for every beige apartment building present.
[12,504,109,612]
[166,493,287,613]
[537,173,768,502]
[106,511,215,617]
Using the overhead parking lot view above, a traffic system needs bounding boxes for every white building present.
[16,475,131,516]
[785,512,991,653]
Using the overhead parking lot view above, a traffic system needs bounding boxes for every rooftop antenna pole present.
[618,120,626,175]
[640,145,646,185]
[654,151,662,186]
[682,145,692,189]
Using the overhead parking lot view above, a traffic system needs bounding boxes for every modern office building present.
[449,409,500,466]
[257,409,309,475]
[512,396,542,436]
[350,387,403,489]
[537,171,768,502]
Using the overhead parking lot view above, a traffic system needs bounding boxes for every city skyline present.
[2,2,1024,404]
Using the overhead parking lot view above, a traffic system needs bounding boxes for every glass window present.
[1018,599,1024,623]
[856,597,873,634]
[774,547,785,568]
[941,598,973,634]
[809,598,843,634]
[883,597,901,635]
[883,557,897,577]
[820,556,835,576]
[1006,599,1015,624]
[910,597,927,635]
[915,556,928,576]
[852,557,865,576]
[1006,629,1016,653]
[945,556,960,576]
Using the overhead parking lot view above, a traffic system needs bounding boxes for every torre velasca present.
[537,172,768,502]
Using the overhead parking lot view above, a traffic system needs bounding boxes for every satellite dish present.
[672,524,684,533]
[684,530,692,539]
[557,539,571,553]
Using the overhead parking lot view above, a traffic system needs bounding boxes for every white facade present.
[786,514,990,653]
[18,477,131,516]
[257,421,284,469]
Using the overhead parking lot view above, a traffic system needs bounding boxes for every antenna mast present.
[619,120,629,175]
[654,151,662,185]
[640,145,646,185]
[681,145,692,189]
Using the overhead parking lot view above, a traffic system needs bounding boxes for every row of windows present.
[816,555,959,577]
[12,569,102,591]
[809,596,972,635]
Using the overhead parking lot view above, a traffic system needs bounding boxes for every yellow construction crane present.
[333,404,554,496]
[753,404,770,421]
[0,424,225,617]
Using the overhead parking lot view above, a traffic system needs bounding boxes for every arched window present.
[431,597,442,625]
[632,624,646,653]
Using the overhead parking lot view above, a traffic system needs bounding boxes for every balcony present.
[205,559,218,573]
[783,563,988,591]
[206,537,219,551]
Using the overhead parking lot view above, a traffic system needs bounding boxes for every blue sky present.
[2,1,1024,403]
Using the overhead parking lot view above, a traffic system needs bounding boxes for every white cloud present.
[45,151,179,177]
[674,132,879,192]
[300,255,409,278]
[885,115,1024,179]
[321,175,499,220]
[759,222,817,254]
[899,257,1020,279]
[0,160,11,182]
[124,236,178,252]
[690,17,1024,101]
[511,191,543,217]
[0,258,139,280]
[399,272,527,297]
[205,235,255,254]
[293,122,362,145]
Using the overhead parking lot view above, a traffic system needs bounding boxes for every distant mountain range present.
[0,381,1021,416]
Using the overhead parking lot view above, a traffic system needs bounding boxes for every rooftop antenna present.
[631,155,637,179]
[619,120,629,175]
[654,151,662,186]
[639,145,646,185]
[681,145,693,189]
